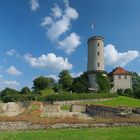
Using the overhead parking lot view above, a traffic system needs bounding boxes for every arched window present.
[97,42,100,46]
[98,52,100,56]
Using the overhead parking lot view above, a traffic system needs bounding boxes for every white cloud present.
[40,17,53,27]
[6,66,22,76]
[29,0,39,11]
[0,75,19,91]
[70,72,83,78]
[58,33,81,54]
[51,3,62,18]
[104,44,139,67]
[41,0,79,40]
[6,49,16,56]
[24,53,73,72]
[6,49,20,57]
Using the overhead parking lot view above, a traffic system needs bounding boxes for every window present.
[97,43,100,46]
[125,75,127,79]
[118,75,121,79]
[98,63,100,67]
[98,52,100,56]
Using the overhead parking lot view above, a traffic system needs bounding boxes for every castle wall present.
[110,75,132,93]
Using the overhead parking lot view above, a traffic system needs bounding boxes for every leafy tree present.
[21,87,31,94]
[53,83,63,92]
[59,70,73,91]
[71,72,90,93]
[131,72,140,98]
[33,76,49,90]
[96,73,111,93]
[0,88,19,97]
[47,77,55,88]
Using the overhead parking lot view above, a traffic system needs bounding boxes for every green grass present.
[0,126,140,140]
[81,96,140,107]
[61,105,71,110]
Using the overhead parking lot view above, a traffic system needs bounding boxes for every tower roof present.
[108,67,131,76]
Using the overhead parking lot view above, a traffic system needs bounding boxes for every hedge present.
[44,93,118,102]
[0,93,118,103]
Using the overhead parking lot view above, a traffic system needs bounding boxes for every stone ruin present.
[0,101,139,118]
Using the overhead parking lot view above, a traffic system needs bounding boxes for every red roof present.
[108,67,131,76]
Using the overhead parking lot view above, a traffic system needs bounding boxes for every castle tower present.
[87,36,106,91]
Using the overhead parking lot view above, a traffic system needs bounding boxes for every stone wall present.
[70,104,87,112]
[0,121,140,131]
[86,105,132,118]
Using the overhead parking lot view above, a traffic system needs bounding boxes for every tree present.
[96,73,111,93]
[59,70,73,91]
[71,72,90,93]
[21,87,31,94]
[131,72,140,98]
[53,83,63,92]
[33,76,49,90]
[0,88,19,97]
[47,77,55,88]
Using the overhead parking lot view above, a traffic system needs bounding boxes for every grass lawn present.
[61,96,140,110]
[81,96,140,107]
[0,126,140,140]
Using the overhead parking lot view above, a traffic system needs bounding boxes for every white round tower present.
[87,36,105,91]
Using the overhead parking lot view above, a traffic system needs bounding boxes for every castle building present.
[87,36,106,91]
[87,35,132,93]
[108,67,132,93]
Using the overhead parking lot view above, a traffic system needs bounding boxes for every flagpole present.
[91,22,94,35]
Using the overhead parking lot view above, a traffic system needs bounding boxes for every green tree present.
[21,87,31,94]
[96,73,111,93]
[131,72,140,98]
[47,77,55,88]
[33,76,49,90]
[59,70,73,91]
[0,88,19,97]
[71,72,90,93]
[53,83,63,92]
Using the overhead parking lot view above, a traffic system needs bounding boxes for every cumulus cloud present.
[24,53,73,72]
[70,72,83,78]
[6,66,22,76]
[6,49,16,56]
[29,0,39,11]
[58,33,81,54]
[51,3,62,18]
[41,0,79,40]
[104,44,139,67]
[0,75,19,91]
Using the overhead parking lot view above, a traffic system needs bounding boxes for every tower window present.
[97,43,100,46]
[118,75,121,79]
[125,75,127,79]
[98,63,100,67]
[98,52,100,56]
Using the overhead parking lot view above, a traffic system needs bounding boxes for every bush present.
[45,93,118,102]
[124,88,133,96]
[117,89,123,95]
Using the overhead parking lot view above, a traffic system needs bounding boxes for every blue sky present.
[0,0,140,90]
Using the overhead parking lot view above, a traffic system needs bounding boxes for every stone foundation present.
[0,121,140,131]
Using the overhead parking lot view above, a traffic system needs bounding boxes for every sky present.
[0,0,140,90]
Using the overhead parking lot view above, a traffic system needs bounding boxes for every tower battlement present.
[87,36,104,44]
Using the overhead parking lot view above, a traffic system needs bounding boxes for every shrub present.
[124,88,133,96]
[45,93,118,102]
[117,89,123,95]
